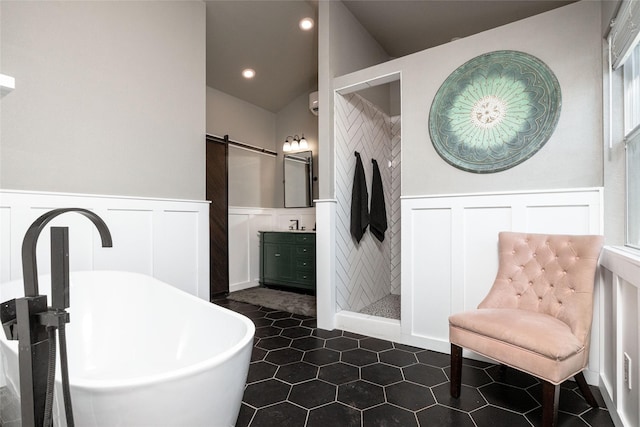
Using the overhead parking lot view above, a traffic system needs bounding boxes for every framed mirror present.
[284,151,313,208]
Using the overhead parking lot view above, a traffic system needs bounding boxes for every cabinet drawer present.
[296,270,314,283]
[295,234,315,244]
[296,258,314,269]
[262,232,296,244]
[296,245,314,256]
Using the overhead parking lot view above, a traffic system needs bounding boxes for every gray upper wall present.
[0,1,206,200]
[324,0,603,198]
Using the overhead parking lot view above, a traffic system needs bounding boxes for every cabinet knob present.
[302,248,307,252]
[274,253,281,257]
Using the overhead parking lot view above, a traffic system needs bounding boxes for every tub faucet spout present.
[290,219,299,230]
[1,208,112,427]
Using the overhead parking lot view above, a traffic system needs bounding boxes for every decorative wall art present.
[428,50,561,173]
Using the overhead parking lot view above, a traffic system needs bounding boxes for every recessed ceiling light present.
[299,17,314,31]
[242,68,255,79]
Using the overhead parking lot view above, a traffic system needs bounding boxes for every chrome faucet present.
[1,208,112,427]
[289,219,299,230]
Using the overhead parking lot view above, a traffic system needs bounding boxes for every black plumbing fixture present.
[290,219,299,230]
[0,208,112,427]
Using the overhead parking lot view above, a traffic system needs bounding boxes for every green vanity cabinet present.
[259,231,316,293]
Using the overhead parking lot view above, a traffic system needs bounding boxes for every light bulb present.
[283,141,291,152]
[299,136,308,149]
[299,17,314,31]
[242,68,255,79]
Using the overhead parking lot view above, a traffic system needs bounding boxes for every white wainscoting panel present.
[0,190,210,299]
[228,206,316,293]
[600,247,640,427]
[401,188,604,375]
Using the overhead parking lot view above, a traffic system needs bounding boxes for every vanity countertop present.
[259,230,315,233]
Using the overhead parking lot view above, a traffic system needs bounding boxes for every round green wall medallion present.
[429,50,561,173]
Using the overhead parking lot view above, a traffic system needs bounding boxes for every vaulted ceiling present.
[205,0,574,113]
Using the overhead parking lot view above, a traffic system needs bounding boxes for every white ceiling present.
[205,0,574,113]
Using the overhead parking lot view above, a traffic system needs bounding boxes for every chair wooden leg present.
[574,372,598,407]
[450,344,462,398]
[541,380,559,427]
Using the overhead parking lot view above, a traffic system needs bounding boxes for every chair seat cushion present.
[449,308,583,361]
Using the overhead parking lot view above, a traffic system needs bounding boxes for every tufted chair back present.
[477,232,604,346]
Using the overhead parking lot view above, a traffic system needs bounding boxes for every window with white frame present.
[623,44,640,249]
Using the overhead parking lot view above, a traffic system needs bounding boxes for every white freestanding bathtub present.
[0,271,255,427]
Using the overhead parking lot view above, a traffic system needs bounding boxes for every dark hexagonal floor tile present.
[313,328,343,339]
[235,403,255,427]
[254,325,282,338]
[527,383,594,415]
[403,363,448,387]
[385,381,435,411]
[246,361,278,383]
[325,336,359,351]
[479,382,539,413]
[228,302,261,313]
[301,318,317,328]
[337,380,385,409]
[251,346,267,362]
[379,348,418,367]
[415,349,451,368]
[243,378,291,408]
[432,382,487,412]
[525,407,592,427]
[289,379,337,409]
[273,318,302,329]
[251,317,274,328]
[472,405,533,427]
[486,365,539,388]
[265,347,304,365]
[290,336,325,351]
[580,407,615,427]
[256,335,292,350]
[307,402,361,427]
[275,361,318,384]
[251,401,307,427]
[343,331,367,339]
[393,343,424,353]
[363,403,418,427]
[417,404,476,427]
[256,336,291,350]
[265,311,293,320]
[318,362,359,385]
[280,325,313,339]
[360,337,394,352]
[444,364,493,387]
[361,363,403,386]
[242,309,270,320]
[341,348,378,366]
[303,348,341,366]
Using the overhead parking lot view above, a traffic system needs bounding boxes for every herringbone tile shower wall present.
[335,93,401,312]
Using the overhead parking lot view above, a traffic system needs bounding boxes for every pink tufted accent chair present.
[449,232,604,427]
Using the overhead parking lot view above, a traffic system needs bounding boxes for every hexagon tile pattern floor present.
[213,297,615,427]
[0,297,616,427]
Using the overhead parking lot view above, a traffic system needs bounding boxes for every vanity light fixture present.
[283,134,308,152]
[299,17,314,31]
